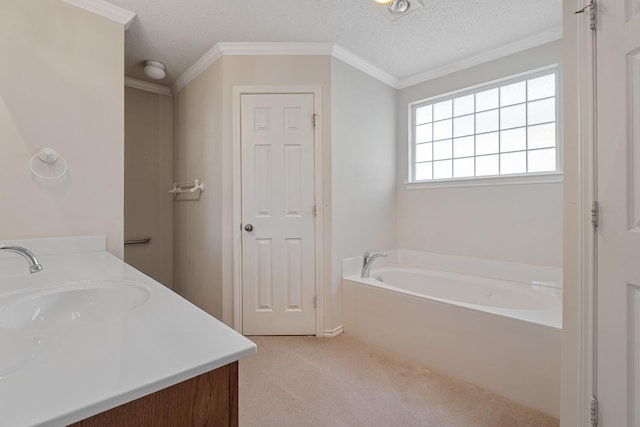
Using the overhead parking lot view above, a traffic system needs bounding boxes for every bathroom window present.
[409,68,560,185]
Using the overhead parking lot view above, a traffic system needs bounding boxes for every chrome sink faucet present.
[0,245,43,273]
[361,250,388,278]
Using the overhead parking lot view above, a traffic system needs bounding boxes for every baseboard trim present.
[323,325,344,338]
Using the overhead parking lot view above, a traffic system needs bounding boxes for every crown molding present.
[331,45,399,88]
[125,77,172,96]
[397,26,563,89]
[217,42,334,56]
[171,29,562,96]
[63,0,136,30]
[171,44,223,95]
[171,42,399,95]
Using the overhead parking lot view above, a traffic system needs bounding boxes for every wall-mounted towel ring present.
[29,148,68,180]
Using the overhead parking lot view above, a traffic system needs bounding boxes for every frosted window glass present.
[411,68,557,182]
[528,123,556,149]
[433,160,453,179]
[433,139,453,160]
[454,95,474,117]
[476,155,499,176]
[453,115,474,137]
[528,98,555,125]
[500,104,526,129]
[476,109,499,133]
[433,119,452,140]
[415,123,432,143]
[415,162,432,180]
[528,74,555,101]
[500,81,526,106]
[454,157,474,178]
[500,128,526,152]
[500,151,526,174]
[476,88,499,112]
[476,132,499,155]
[453,136,474,158]
[433,100,453,120]
[415,143,432,162]
[528,148,556,172]
[416,105,433,124]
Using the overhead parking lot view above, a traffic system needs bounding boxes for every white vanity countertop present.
[0,236,256,427]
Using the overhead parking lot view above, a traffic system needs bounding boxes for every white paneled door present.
[596,0,640,425]
[241,93,316,335]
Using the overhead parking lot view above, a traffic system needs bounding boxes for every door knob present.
[244,224,254,232]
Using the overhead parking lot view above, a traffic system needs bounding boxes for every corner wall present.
[172,60,224,318]
[331,58,397,331]
[396,41,563,267]
[172,54,397,331]
[125,87,174,288]
[0,0,125,256]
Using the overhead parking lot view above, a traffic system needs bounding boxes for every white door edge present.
[231,85,324,337]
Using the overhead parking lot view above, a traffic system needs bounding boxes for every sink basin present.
[0,280,151,330]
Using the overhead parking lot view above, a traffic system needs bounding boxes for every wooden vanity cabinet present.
[70,362,238,427]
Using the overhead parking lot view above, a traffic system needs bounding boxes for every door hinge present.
[575,0,596,31]
[591,201,599,228]
[312,114,318,128]
[590,396,598,426]
[312,204,317,218]
[313,295,318,309]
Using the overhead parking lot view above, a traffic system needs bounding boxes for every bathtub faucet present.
[361,250,388,279]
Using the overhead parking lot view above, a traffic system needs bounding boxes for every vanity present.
[0,236,256,427]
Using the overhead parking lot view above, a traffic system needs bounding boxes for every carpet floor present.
[238,334,559,427]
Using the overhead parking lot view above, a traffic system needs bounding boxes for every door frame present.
[563,0,597,425]
[232,85,324,337]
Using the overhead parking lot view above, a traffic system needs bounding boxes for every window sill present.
[404,172,564,190]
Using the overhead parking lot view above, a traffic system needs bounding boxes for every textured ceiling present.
[106,0,562,87]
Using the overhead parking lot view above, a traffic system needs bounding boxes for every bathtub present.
[342,251,562,418]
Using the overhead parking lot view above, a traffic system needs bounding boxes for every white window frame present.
[406,64,564,189]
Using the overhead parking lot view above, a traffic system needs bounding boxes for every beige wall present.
[220,55,332,327]
[173,55,332,325]
[331,58,397,330]
[396,41,564,267]
[124,87,173,288]
[173,54,397,333]
[0,1,125,257]
[173,60,224,318]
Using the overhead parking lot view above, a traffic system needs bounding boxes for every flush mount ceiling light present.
[371,0,423,21]
[374,0,411,14]
[387,0,411,14]
[143,60,166,80]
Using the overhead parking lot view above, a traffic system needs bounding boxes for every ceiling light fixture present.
[143,60,166,80]
[370,0,422,21]
[387,0,411,14]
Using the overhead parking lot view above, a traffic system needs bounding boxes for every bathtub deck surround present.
[342,249,562,417]
[0,236,256,426]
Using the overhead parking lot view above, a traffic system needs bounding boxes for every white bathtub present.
[342,251,562,418]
